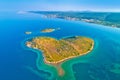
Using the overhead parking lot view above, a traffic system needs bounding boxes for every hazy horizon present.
[1,0,120,12]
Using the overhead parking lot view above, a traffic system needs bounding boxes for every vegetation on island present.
[26,36,94,64]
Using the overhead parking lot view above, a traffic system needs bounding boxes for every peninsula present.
[26,36,94,64]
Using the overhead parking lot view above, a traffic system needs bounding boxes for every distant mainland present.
[29,11,120,28]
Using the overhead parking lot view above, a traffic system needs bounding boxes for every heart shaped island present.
[26,36,94,64]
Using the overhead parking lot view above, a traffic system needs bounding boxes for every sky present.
[0,0,120,12]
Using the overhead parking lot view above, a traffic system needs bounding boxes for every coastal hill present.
[26,36,94,64]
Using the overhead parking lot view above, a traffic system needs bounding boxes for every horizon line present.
[28,10,120,13]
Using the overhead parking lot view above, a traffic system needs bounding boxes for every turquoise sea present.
[0,12,120,80]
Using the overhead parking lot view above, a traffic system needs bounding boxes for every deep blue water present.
[0,12,120,80]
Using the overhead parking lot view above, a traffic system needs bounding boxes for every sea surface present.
[0,12,120,80]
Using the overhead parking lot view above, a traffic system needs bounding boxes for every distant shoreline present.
[29,11,120,28]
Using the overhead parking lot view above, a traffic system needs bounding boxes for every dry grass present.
[26,36,94,63]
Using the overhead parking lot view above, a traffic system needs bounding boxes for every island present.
[41,28,60,33]
[25,31,32,35]
[26,36,94,63]
[26,36,94,75]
